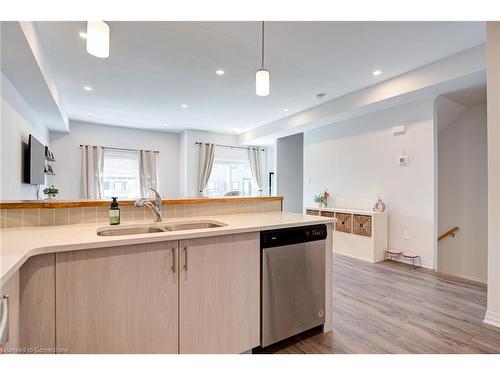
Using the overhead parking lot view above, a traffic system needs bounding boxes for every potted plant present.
[313,190,330,208]
[43,185,59,199]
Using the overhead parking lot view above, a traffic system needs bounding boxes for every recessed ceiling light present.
[79,32,87,39]
[372,69,382,76]
[215,69,225,76]
[83,85,92,91]
[181,104,188,109]
[87,112,93,116]
[283,108,289,112]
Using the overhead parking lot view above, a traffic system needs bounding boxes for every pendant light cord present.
[261,21,265,69]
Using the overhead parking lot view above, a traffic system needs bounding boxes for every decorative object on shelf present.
[372,198,386,212]
[43,185,59,199]
[44,164,55,175]
[313,190,330,208]
[44,146,55,162]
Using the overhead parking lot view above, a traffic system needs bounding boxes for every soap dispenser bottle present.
[109,197,120,225]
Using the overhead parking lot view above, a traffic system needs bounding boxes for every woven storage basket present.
[353,214,372,237]
[335,212,352,233]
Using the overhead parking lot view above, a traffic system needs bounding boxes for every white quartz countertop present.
[0,211,334,285]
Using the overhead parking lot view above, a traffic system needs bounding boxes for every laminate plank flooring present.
[257,254,500,354]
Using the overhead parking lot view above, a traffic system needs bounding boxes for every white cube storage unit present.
[305,207,388,263]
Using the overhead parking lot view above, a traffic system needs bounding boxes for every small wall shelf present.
[305,207,388,263]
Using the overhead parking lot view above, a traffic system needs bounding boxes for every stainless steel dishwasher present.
[261,224,327,347]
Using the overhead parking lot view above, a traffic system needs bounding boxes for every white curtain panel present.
[139,150,158,197]
[247,147,263,195]
[81,145,104,199]
[197,143,215,197]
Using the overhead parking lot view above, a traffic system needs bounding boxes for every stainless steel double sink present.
[97,220,226,236]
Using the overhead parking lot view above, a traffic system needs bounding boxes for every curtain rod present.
[80,145,160,154]
[195,142,265,152]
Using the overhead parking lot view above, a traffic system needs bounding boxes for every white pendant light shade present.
[86,21,110,58]
[256,68,270,96]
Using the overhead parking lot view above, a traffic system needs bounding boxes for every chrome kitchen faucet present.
[134,187,162,222]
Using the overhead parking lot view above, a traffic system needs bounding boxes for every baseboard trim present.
[484,310,500,328]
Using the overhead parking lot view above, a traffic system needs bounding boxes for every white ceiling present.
[1,22,68,132]
[33,21,485,134]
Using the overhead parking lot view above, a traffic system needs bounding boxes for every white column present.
[485,22,500,328]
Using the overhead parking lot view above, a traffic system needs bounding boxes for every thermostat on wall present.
[398,151,409,166]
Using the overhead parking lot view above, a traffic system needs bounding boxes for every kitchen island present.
[0,211,334,354]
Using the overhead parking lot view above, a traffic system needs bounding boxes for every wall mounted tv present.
[26,134,45,185]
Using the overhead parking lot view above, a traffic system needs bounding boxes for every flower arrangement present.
[43,185,59,199]
[313,190,330,208]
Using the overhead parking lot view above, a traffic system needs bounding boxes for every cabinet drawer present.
[320,211,335,218]
[353,214,372,237]
[306,209,320,216]
[335,213,352,233]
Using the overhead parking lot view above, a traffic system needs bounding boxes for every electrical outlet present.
[403,229,410,240]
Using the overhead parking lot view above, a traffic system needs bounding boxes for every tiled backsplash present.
[0,200,282,229]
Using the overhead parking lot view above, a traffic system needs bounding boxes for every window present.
[204,160,259,197]
[102,149,140,199]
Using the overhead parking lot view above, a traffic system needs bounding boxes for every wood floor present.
[258,254,500,354]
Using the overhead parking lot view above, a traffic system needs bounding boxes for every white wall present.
[304,99,436,267]
[276,133,303,213]
[485,22,500,328]
[438,103,487,283]
[49,121,180,199]
[179,129,274,197]
[1,72,50,200]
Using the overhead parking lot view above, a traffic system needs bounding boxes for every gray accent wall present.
[276,133,304,213]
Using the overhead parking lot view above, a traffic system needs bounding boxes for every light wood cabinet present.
[1,270,20,352]
[55,241,179,353]
[179,233,260,354]
[19,253,56,352]
[0,254,56,354]
[4,233,261,354]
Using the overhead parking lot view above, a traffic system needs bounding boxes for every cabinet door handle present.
[183,245,188,271]
[171,247,176,273]
[0,295,9,346]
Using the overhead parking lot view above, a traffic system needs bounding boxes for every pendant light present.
[86,21,110,58]
[256,21,270,96]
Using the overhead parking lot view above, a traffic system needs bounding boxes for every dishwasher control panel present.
[260,224,327,249]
